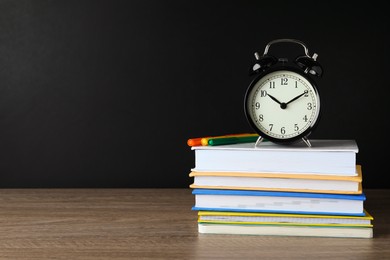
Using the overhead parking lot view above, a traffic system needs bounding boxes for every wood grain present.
[0,189,388,259]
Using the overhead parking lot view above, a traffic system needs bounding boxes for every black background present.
[0,1,388,188]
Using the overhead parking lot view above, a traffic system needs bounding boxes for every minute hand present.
[285,92,307,105]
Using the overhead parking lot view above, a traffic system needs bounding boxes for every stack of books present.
[187,134,373,238]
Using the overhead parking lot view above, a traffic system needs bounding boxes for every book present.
[191,139,358,176]
[197,223,373,238]
[198,210,373,227]
[192,189,366,216]
[189,165,363,194]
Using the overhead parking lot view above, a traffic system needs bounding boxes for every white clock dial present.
[246,70,320,140]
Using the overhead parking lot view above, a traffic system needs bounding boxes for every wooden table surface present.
[0,189,389,259]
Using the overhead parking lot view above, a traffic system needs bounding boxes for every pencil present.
[201,133,258,146]
[208,135,259,146]
[187,133,257,147]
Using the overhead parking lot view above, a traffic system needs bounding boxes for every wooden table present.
[0,189,389,259]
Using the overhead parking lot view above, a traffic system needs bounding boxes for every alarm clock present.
[244,39,323,147]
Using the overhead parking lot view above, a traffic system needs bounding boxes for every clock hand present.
[267,94,287,109]
[285,92,307,105]
[267,94,282,105]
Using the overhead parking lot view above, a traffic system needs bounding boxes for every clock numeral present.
[294,124,299,131]
[303,115,308,122]
[255,102,260,109]
[258,114,263,122]
[295,81,298,88]
[281,78,288,85]
[269,81,275,88]
[269,124,273,131]
[304,90,309,97]
[280,127,286,134]
[260,90,267,97]
[307,103,313,110]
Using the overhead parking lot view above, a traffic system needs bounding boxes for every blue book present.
[192,189,366,216]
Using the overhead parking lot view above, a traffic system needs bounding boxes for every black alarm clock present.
[244,39,323,147]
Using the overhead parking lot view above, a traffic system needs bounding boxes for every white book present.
[198,223,373,238]
[191,139,358,176]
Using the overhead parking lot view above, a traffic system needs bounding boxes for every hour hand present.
[267,94,282,105]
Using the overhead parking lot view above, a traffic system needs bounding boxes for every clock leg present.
[302,136,312,147]
[254,136,264,148]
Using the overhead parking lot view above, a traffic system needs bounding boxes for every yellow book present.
[198,209,373,227]
[197,209,374,238]
[190,165,363,194]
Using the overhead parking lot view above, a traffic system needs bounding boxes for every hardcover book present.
[192,189,366,216]
[191,139,358,175]
[198,210,373,226]
[197,223,373,238]
[189,165,363,194]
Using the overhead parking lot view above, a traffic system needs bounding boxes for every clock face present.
[245,69,320,142]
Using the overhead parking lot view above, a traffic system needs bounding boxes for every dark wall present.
[0,1,388,188]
